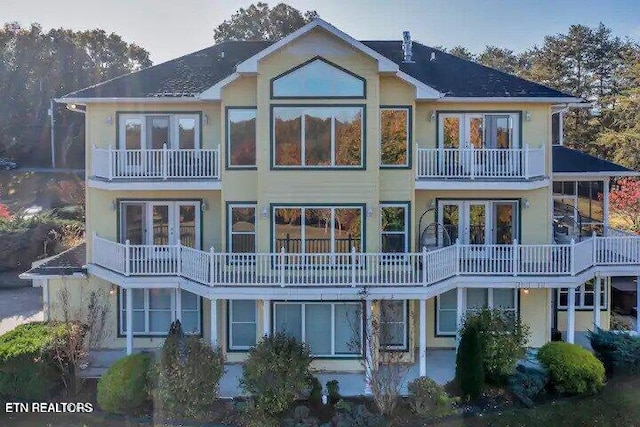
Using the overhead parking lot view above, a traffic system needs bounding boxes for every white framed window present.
[120,288,201,336]
[558,279,607,310]
[553,180,605,236]
[379,300,408,350]
[380,204,409,253]
[228,204,256,253]
[438,112,520,149]
[118,113,200,150]
[271,58,365,98]
[227,108,256,167]
[272,106,364,168]
[380,107,410,167]
[228,300,257,350]
[273,302,363,357]
[436,288,518,336]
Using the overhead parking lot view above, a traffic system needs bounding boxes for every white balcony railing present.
[416,145,545,180]
[91,144,221,180]
[91,232,640,288]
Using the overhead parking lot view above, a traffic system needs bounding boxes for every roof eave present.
[438,96,583,103]
[55,97,206,104]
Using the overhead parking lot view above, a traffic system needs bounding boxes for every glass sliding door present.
[120,201,200,248]
[438,200,518,246]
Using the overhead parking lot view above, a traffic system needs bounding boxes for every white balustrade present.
[416,145,545,180]
[92,145,220,180]
[91,233,640,287]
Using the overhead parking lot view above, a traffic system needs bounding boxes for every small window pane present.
[334,108,362,166]
[147,116,170,150]
[149,311,172,333]
[181,290,198,310]
[467,289,487,309]
[125,119,142,150]
[132,289,145,309]
[304,111,331,166]
[442,117,461,148]
[274,108,302,166]
[149,289,172,309]
[438,311,457,334]
[181,311,199,334]
[232,323,256,348]
[274,304,302,341]
[380,109,408,166]
[439,289,457,309]
[228,109,256,166]
[493,289,515,309]
[274,208,303,254]
[335,303,361,353]
[305,304,332,355]
[178,117,196,149]
[231,300,256,323]
[334,208,362,253]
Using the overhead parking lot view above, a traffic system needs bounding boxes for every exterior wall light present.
[201,201,209,211]
[204,114,210,125]
[429,111,436,122]
[524,111,532,121]
[261,207,269,219]
[105,116,113,125]
[523,199,531,209]
[366,206,374,217]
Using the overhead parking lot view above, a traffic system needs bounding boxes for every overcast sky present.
[2,0,639,64]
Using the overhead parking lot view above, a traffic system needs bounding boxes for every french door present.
[120,201,201,248]
[438,200,518,246]
[439,113,519,149]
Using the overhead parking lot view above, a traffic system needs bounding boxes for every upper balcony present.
[415,145,548,190]
[89,145,221,190]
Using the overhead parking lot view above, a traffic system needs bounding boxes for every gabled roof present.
[553,146,639,176]
[59,19,579,103]
[20,243,87,278]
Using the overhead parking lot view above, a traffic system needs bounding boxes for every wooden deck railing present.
[416,145,545,180]
[91,232,640,287]
[91,144,220,180]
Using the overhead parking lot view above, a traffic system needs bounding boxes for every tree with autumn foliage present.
[608,179,640,233]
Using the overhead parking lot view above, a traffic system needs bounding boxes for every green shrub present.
[507,365,548,407]
[537,342,605,395]
[588,328,640,375]
[333,400,387,427]
[97,353,151,414]
[241,332,312,416]
[463,308,530,383]
[455,324,485,400]
[0,322,69,399]
[326,379,341,405]
[407,376,458,419]
[308,376,322,406]
[154,320,224,420]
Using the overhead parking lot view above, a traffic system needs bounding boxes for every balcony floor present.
[88,176,221,190]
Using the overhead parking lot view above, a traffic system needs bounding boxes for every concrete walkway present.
[0,287,43,335]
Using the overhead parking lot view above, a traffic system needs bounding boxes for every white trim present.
[554,172,640,179]
[198,73,240,100]
[418,299,427,377]
[56,97,201,105]
[235,19,398,75]
[395,71,443,100]
[415,179,550,191]
[210,298,218,347]
[437,97,583,103]
[88,179,221,190]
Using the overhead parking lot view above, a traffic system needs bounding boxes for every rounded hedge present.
[537,342,605,395]
[97,352,152,414]
[0,322,69,399]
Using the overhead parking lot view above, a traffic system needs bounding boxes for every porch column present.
[419,299,427,377]
[455,287,465,348]
[603,178,610,231]
[364,300,373,395]
[593,275,601,329]
[126,289,133,355]
[636,276,640,334]
[262,299,271,337]
[210,299,218,347]
[175,288,182,322]
[567,286,576,344]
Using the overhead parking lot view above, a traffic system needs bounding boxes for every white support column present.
[593,275,601,329]
[419,299,427,378]
[262,299,271,337]
[210,299,218,347]
[126,289,133,355]
[455,287,465,348]
[567,286,576,344]
[41,279,50,322]
[603,177,610,231]
[636,276,640,334]
[364,300,373,395]
[175,288,182,322]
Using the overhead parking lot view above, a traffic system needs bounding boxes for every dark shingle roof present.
[24,243,87,276]
[362,41,571,98]
[553,146,636,174]
[63,41,272,98]
[62,39,572,99]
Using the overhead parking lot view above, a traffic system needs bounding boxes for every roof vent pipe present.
[430,52,436,61]
[402,31,414,63]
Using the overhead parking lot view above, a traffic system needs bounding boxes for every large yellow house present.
[24,19,640,393]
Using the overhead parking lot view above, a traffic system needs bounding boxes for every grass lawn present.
[433,375,640,427]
